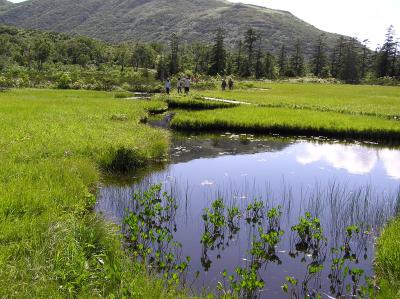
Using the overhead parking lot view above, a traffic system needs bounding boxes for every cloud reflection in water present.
[297,143,400,180]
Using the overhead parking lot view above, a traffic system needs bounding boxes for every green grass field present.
[171,106,400,142]
[1,84,400,297]
[199,83,400,119]
[0,89,185,297]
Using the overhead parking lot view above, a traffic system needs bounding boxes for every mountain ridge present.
[0,0,344,55]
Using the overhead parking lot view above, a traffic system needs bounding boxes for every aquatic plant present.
[124,184,191,286]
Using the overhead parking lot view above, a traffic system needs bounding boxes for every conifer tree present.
[360,39,370,79]
[339,38,360,84]
[157,54,168,81]
[289,40,305,77]
[255,36,264,78]
[376,25,397,77]
[169,33,179,75]
[278,44,287,77]
[235,40,243,76]
[209,28,226,75]
[330,36,345,78]
[312,34,327,77]
[264,52,276,79]
[243,27,258,77]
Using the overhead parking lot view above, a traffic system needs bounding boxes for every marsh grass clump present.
[163,94,238,110]
[102,147,145,173]
[110,113,129,121]
[114,91,134,98]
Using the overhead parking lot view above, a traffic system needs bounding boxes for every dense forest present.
[0,24,399,91]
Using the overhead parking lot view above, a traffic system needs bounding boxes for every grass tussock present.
[376,218,400,298]
[0,89,185,297]
[171,106,400,142]
[159,94,239,110]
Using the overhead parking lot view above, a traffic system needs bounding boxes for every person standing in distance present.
[184,75,191,95]
[221,78,227,91]
[228,77,234,90]
[177,77,182,94]
[165,78,171,95]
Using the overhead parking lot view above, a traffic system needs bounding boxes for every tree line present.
[0,24,399,87]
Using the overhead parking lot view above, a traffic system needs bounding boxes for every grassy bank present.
[199,83,400,119]
[160,94,238,110]
[171,106,400,143]
[0,89,184,297]
[376,218,400,298]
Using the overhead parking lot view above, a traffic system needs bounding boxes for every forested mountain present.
[0,0,11,5]
[0,0,11,13]
[0,0,343,56]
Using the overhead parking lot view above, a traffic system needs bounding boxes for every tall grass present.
[158,94,238,110]
[199,83,400,119]
[171,106,400,143]
[0,89,185,297]
[376,217,400,298]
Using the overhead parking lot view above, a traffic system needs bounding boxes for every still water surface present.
[96,133,400,298]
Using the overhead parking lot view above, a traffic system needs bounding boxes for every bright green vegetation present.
[125,186,373,298]
[171,106,400,142]
[199,83,400,119]
[162,94,238,110]
[376,218,400,298]
[0,89,186,297]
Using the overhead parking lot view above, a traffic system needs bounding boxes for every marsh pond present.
[96,129,400,298]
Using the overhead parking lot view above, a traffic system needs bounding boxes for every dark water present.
[96,133,400,298]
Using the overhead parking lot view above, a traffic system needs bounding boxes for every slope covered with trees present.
[0,0,342,56]
[0,0,11,13]
[0,23,399,90]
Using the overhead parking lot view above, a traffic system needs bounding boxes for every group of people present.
[221,78,234,91]
[165,76,234,95]
[165,76,191,95]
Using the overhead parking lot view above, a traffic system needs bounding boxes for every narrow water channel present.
[96,132,400,298]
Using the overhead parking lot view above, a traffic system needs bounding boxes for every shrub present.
[57,72,72,89]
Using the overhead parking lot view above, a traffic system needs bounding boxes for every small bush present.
[57,72,72,89]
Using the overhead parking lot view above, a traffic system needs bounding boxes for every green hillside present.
[0,0,342,55]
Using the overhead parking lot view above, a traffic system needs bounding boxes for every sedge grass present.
[199,83,400,119]
[0,89,187,298]
[171,106,400,142]
[376,217,400,298]
[158,94,238,110]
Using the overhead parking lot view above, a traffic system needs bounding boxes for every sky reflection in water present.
[96,135,400,298]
